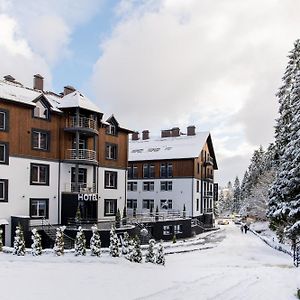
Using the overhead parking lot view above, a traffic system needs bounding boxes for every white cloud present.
[91,0,300,184]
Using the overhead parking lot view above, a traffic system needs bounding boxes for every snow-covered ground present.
[0,223,299,300]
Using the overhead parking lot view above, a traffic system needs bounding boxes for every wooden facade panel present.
[193,142,214,180]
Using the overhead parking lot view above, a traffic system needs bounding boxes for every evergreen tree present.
[116,208,121,228]
[155,205,159,221]
[126,238,135,261]
[75,226,86,256]
[156,242,165,266]
[31,228,42,256]
[13,225,26,256]
[122,207,127,225]
[233,176,241,213]
[145,239,156,263]
[130,236,142,263]
[109,225,120,257]
[182,204,186,218]
[121,232,130,256]
[90,225,101,257]
[53,226,65,256]
[0,228,3,252]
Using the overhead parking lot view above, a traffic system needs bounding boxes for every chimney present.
[64,85,76,96]
[132,131,139,140]
[142,130,149,140]
[33,74,44,91]
[171,127,180,137]
[187,125,196,136]
[161,129,171,138]
[4,75,15,82]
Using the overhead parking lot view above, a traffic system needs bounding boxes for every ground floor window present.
[160,199,172,210]
[174,224,183,234]
[142,199,154,210]
[30,198,49,219]
[127,199,137,209]
[163,225,172,235]
[0,179,8,202]
[104,199,117,216]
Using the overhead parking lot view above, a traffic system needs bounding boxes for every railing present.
[63,182,96,193]
[203,191,213,197]
[66,116,98,131]
[127,210,185,223]
[66,149,97,162]
[204,174,214,180]
[204,208,213,213]
[204,157,214,165]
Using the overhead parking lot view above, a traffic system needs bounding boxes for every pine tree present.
[126,238,135,261]
[156,242,165,266]
[109,225,120,257]
[31,228,42,256]
[13,225,26,256]
[53,226,65,256]
[233,176,241,213]
[182,204,186,218]
[121,232,130,256]
[0,228,3,252]
[75,226,86,256]
[145,239,156,263]
[130,236,142,263]
[90,225,101,257]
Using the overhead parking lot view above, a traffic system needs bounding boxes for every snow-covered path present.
[0,223,299,300]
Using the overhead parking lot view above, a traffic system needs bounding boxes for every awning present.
[0,219,9,225]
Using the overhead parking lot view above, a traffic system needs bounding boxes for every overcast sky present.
[1,0,300,186]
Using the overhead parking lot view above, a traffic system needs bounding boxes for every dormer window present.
[106,124,117,135]
[33,100,49,120]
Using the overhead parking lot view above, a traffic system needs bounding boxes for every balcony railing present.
[66,149,97,162]
[204,157,214,165]
[203,191,213,197]
[204,174,214,180]
[65,116,98,132]
[64,182,97,193]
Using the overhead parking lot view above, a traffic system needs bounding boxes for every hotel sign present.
[78,194,98,202]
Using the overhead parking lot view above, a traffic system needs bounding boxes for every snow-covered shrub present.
[109,225,120,257]
[75,226,86,256]
[156,242,165,266]
[31,228,42,256]
[126,238,134,261]
[121,232,130,256]
[53,226,65,256]
[131,237,142,263]
[13,225,26,256]
[0,228,3,252]
[90,225,101,257]
[145,239,156,263]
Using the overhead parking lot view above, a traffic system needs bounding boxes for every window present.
[174,224,182,234]
[160,181,172,191]
[163,225,172,235]
[167,163,173,177]
[0,142,9,165]
[127,181,137,191]
[106,124,117,135]
[0,179,8,202]
[201,198,204,214]
[105,143,118,160]
[160,163,166,178]
[197,162,200,174]
[149,165,155,178]
[143,164,149,178]
[128,165,138,179]
[143,181,154,191]
[0,109,9,131]
[33,101,49,119]
[196,198,199,211]
[196,180,200,193]
[30,199,49,218]
[160,199,172,210]
[104,199,117,216]
[32,129,50,151]
[30,163,49,185]
[142,199,154,210]
[105,171,118,189]
[127,199,137,209]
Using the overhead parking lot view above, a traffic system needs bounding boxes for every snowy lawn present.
[0,223,299,300]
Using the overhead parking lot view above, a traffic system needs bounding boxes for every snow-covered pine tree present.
[126,238,134,261]
[0,228,3,252]
[31,228,42,256]
[116,209,121,228]
[109,225,120,257]
[90,224,101,257]
[122,207,127,225]
[233,176,241,213]
[145,239,156,263]
[53,226,65,256]
[121,232,130,256]
[13,225,26,256]
[155,242,165,266]
[75,226,86,256]
[130,236,142,263]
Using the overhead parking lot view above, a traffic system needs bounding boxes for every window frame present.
[32,129,50,151]
[0,179,8,202]
[143,181,154,191]
[160,181,172,191]
[30,163,50,186]
[104,171,118,189]
[163,225,172,235]
[0,109,9,132]
[127,199,137,209]
[174,224,183,234]
[142,199,154,210]
[104,199,117,216]
[160,199,172,210]
[106,124,117,136]
[33,100,50,120]
[29,198,49,219]
[127,181,137,191]
[105,143,118,160]
[0,142,9,165]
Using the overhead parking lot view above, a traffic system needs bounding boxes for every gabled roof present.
[129,131,218,169]
[58,91,102,114]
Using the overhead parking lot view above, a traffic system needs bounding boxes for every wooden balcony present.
[65,116,98,135]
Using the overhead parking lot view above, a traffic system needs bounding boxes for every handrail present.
[66,149,97,161]
[66,116,98,131]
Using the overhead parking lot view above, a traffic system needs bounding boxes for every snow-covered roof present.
[129,132,212,161]
[58,91,102,114]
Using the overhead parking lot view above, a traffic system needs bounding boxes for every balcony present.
[65,149,98,165]
[204,157,214,166]
[203,174,214,181]
[203,191,213,197]
[65,116,98,135]
[63,182,97,193]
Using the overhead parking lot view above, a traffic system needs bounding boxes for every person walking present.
[244,224,248,234]
[240,224,244,233]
